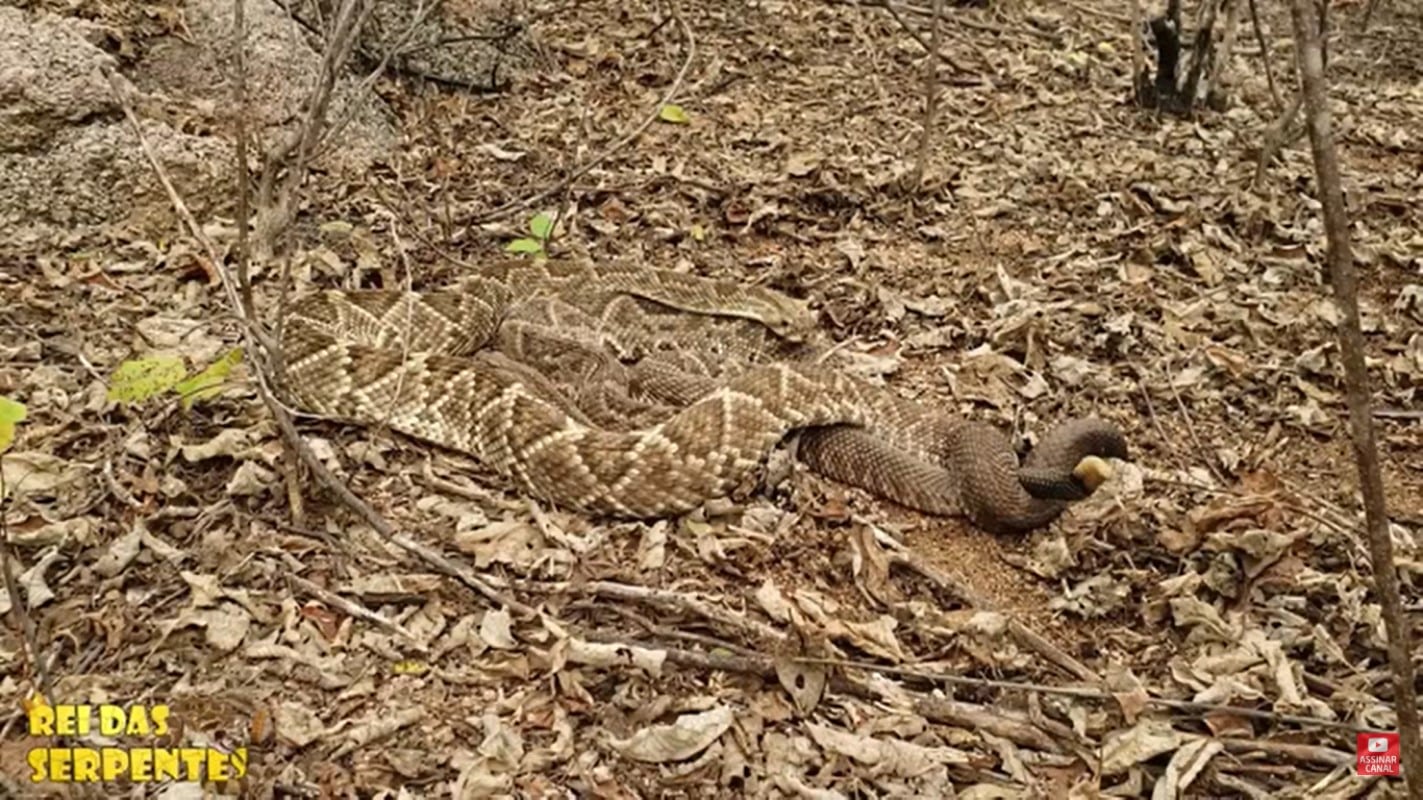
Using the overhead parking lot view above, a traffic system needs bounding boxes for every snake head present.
[1071,456,1115,493]
[765,297,818,342]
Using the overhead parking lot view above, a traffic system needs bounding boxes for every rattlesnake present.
[276,260,1128,532]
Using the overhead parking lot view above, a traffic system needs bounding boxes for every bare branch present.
[793,655,1363,735]
[463,6,696,227]
[1363,0,1383,30]
[108,65,536,622]
[912,0,944,189]
[875,0,973,75]
[307,0,442,166]
[1253,90,1303,188]
[0,468,55,702]
[1247,0,1283,110]
[233,0,253,319]
[1130,0,1147,101]
[1288,0,1423,791]
[254,0,377,259]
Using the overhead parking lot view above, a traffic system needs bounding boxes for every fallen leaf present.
[658,104,690,124]
[608,706,733,763]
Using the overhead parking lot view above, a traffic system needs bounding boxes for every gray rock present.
[0,0,405,246]
[0,7,230,241]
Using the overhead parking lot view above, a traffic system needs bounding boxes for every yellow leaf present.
[0,396,23,451]
[392,660,429,676]
[0,396,25,424]
[528,213,554,240]
[690,224,706,242]
[658,104,690,124]
[107,355,187,405]
[174,348,244,409]
[506,238,544,254]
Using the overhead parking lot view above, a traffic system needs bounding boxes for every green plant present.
[0,396,25,454]
[106,348,245,409]
[505,212,555,256]
[658,103,690,124]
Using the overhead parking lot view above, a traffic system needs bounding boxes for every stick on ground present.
[1287,0,1423,792]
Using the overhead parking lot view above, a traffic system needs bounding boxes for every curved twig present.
[462,4,696,227]
[1247,0,1283,111]
[111,66,539,622]
[792,656,1363,732]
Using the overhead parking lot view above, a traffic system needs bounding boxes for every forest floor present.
[2,0,1422,797]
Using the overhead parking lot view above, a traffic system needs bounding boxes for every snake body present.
[277,261,1128,531]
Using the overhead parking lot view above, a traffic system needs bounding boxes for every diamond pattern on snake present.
[276,258,1128,533]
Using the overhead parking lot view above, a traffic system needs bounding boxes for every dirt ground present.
[2,0,1422,797]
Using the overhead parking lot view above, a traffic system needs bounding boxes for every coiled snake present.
[276,260,1128,533]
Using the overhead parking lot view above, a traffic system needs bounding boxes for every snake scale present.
[276,259,1129,533]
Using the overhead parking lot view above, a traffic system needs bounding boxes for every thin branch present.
[233,0,253,319]
[520,578,786,644]
[307,0,443,166]
[886,550,1102,684]
[793,656,1363,733]
[462,6,696,227]
[286,573,423,645]
[1288,0,1423,792]
[1063,0,1129,24]
[254,0,377,259]
[1180,0,1223,111]
[1247,0,1283,111]
[583,629,1358,764]
[1166,360,1229,486]
[1253,90,1304,188]
[1130,0,1147,101]
[1362,0,1382,31]
[912,0,944,188]
[0,465,55,702]
[876,0,972,74]
[108,66,538,622]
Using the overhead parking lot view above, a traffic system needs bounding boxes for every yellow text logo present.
[25,703,247,784]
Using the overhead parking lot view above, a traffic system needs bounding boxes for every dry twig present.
[1362,0,1383,32]
[886,550,1102,683]
[0,468,55,701]
[462,7,696,227]
[912,0,944,188]
[253,0,377,258]
[108,61,537,623]
[1253,91,1304,188]
[794,656,1362,734]
[286,573,423,646]
[521,578,785,643]
[1288,0,1423,790]
[1130,0,1147,101]
[306,0,443,167]
[875,0,973,76]
[1247,0,1283,111]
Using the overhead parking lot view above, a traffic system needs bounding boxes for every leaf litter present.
[2,0,1422,796]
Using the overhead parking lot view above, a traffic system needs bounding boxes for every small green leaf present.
[505,238,545,254]
[0,396,24,453]
[528,213,554,241]
[175,348,244,409]
[107,355,187,405]
[0,396,25,424]
[658,104,690,124]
